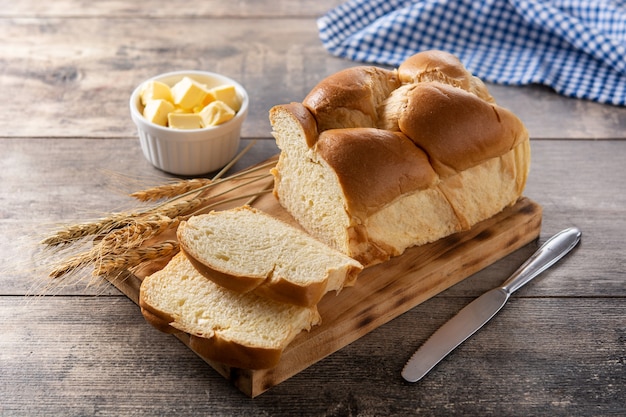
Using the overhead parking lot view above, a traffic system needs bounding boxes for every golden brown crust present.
[398,82,528,178]
[315,128,438,216]
[399,49,471,87]
[253,278,328,308]
[140,299,286,369]
[303,66,400,132]
[183,242,328,307]
[398,50,494,102]
[270,102,319,148]
[183,247,361,307]
[189,332,284,370]
[180,246,265,293]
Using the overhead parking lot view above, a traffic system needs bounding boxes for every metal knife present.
[401,226,582,383]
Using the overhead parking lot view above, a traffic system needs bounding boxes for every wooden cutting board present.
[109,159,542,397]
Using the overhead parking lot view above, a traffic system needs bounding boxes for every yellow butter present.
[168,112,204,130]
[140,77,241,129]
[143,99,175,126]
[201,92,215,108]
[208,85,241,112]
[199,100,235,127]
[171,77,210,110]
[172,107,193,114]
[140,80,173,106]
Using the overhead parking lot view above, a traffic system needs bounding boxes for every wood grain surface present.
[1,1,625,416]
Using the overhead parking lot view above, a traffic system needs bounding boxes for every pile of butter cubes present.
[140,76,242,129]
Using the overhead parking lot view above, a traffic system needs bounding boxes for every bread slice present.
[139,252,321,369]
[177,206,363,307]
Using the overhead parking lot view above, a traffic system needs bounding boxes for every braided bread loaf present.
[270,50,530,266]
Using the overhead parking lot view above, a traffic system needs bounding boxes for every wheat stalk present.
[101,215,178,249]
[43,185,270,280]
[134,159,276,211]
[49,250,96,279]
[40,212,140,246]
[93,240,179,276]
[41,142,276,282]
[129,139,258,202]
[47,216,176,277]
[41,160,273,248]
[130,178,214,202]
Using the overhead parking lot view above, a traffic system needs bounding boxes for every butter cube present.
[172,107,193,114]
[199,101,235,127]
[143,99,175,126]
[208,85,241,112]
[140,80,173,106]
[201,92,215,108]
[171,77,209,110]
[168,112,204,130]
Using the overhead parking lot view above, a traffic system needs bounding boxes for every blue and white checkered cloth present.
[318,0,626,106]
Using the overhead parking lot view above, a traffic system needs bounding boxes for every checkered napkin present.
[318,0,626,106]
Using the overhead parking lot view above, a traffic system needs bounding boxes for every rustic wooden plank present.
[0,138,278,221]
[0,296,242,416]
[2,296,624,415]
[0,18,624,139]
[0,0,344,18]
[315,296,626,417]
[488,84,626,139]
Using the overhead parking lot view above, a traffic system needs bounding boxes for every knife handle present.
[501,227,581,295]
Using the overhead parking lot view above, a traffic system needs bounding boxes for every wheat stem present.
[188,189,272,217]
[211,139,258,181]
[49,250,96,279]
[129,139,259,202]
[146,158,274,210]
[130,179,214,202]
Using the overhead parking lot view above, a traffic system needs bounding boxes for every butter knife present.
[401,227,582,383]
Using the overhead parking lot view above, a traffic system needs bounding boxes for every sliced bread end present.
[139,252,321,369]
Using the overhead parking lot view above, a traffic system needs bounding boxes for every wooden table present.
[1,1,624,415]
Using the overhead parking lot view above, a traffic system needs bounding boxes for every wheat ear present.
[93,240,179,276]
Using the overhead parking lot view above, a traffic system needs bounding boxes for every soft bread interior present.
[271,107,353,255]
[177,206,362,306]
[139,252,320,369]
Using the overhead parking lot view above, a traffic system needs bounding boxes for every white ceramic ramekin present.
[130,70,249,176]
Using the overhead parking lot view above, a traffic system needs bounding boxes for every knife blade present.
[401,227,582,383]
